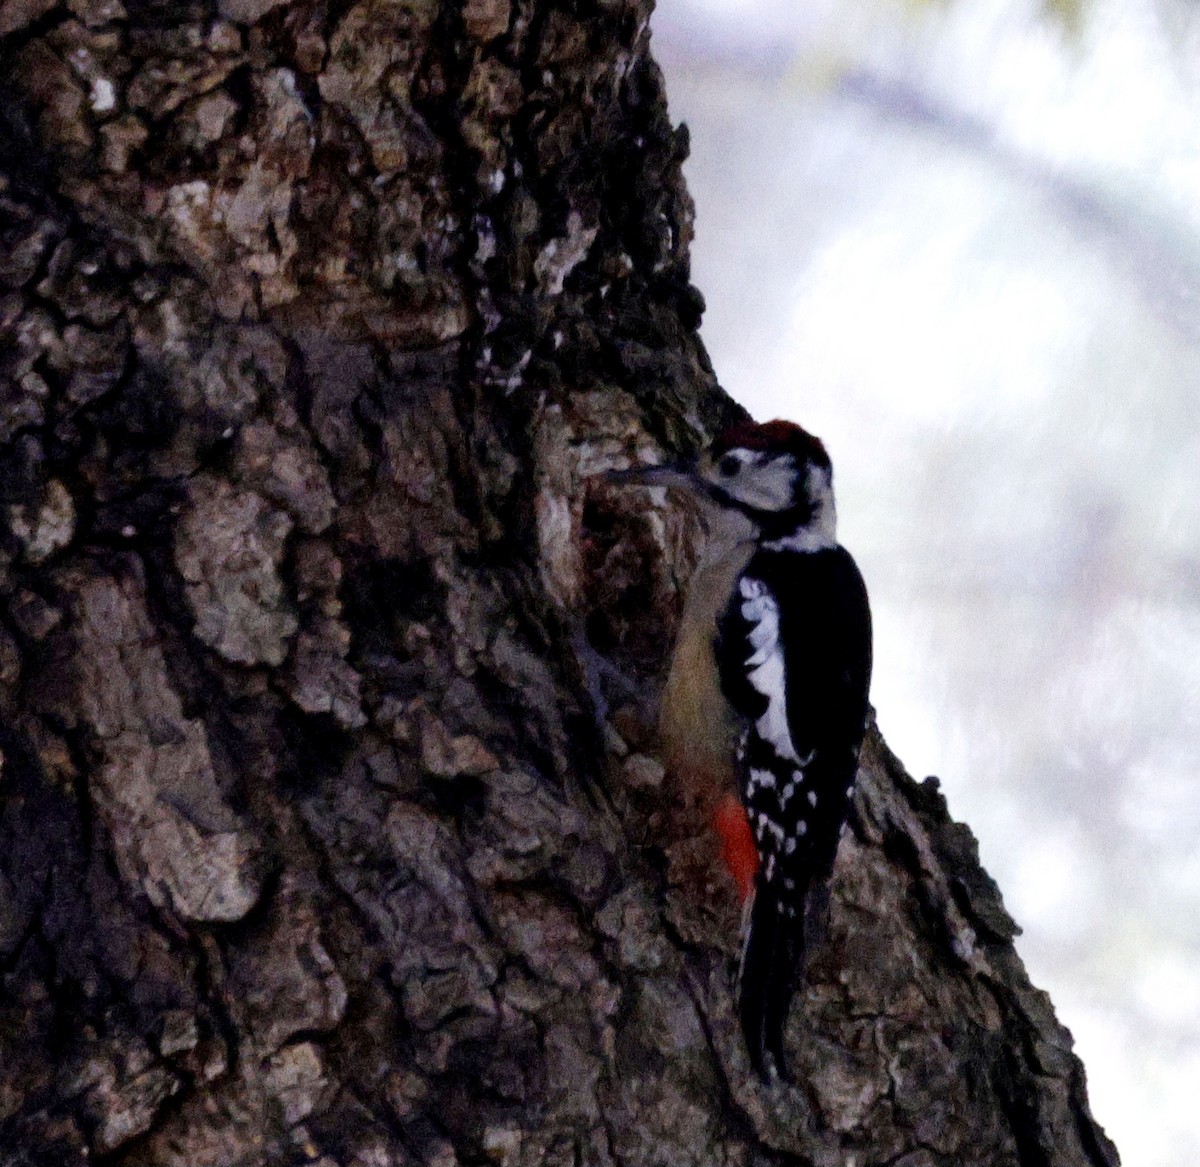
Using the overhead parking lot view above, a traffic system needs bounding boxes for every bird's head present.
[609,419,837,551]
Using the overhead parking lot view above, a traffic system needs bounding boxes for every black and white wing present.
[716,546,872,1079]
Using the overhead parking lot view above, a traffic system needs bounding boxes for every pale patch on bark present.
[72,568,263,923]
[175,477,298,667]
[8,478,75,563]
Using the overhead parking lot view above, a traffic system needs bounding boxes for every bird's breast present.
[658,540,755,809]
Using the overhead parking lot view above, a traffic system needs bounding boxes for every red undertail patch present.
[714,793,759,903]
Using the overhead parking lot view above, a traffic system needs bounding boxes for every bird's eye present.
[718,454,741,477]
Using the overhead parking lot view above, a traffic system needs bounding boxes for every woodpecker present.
[611,419,872,1080]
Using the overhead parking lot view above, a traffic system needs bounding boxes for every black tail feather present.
[737,878,806,1081]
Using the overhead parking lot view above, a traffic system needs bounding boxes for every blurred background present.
[649,1,1200,1164]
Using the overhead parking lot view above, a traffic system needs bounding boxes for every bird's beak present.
[604,459,698,491]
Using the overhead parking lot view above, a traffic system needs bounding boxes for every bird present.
[610,418,872,1080]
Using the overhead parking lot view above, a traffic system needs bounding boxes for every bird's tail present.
[735,873,809,1081]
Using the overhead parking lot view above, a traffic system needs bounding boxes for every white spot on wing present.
[747,768,773,792]
[738,576,801,766]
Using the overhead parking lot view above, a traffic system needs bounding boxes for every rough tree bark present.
[0,1,1121,1165]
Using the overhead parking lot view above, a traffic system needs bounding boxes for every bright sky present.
[652,2,1200,1164]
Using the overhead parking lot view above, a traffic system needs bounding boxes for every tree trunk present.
[0,1,1120,1165]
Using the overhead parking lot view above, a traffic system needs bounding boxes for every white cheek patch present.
[736,457,797,513]
[739,576,801,766]
[711,450,797,513]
